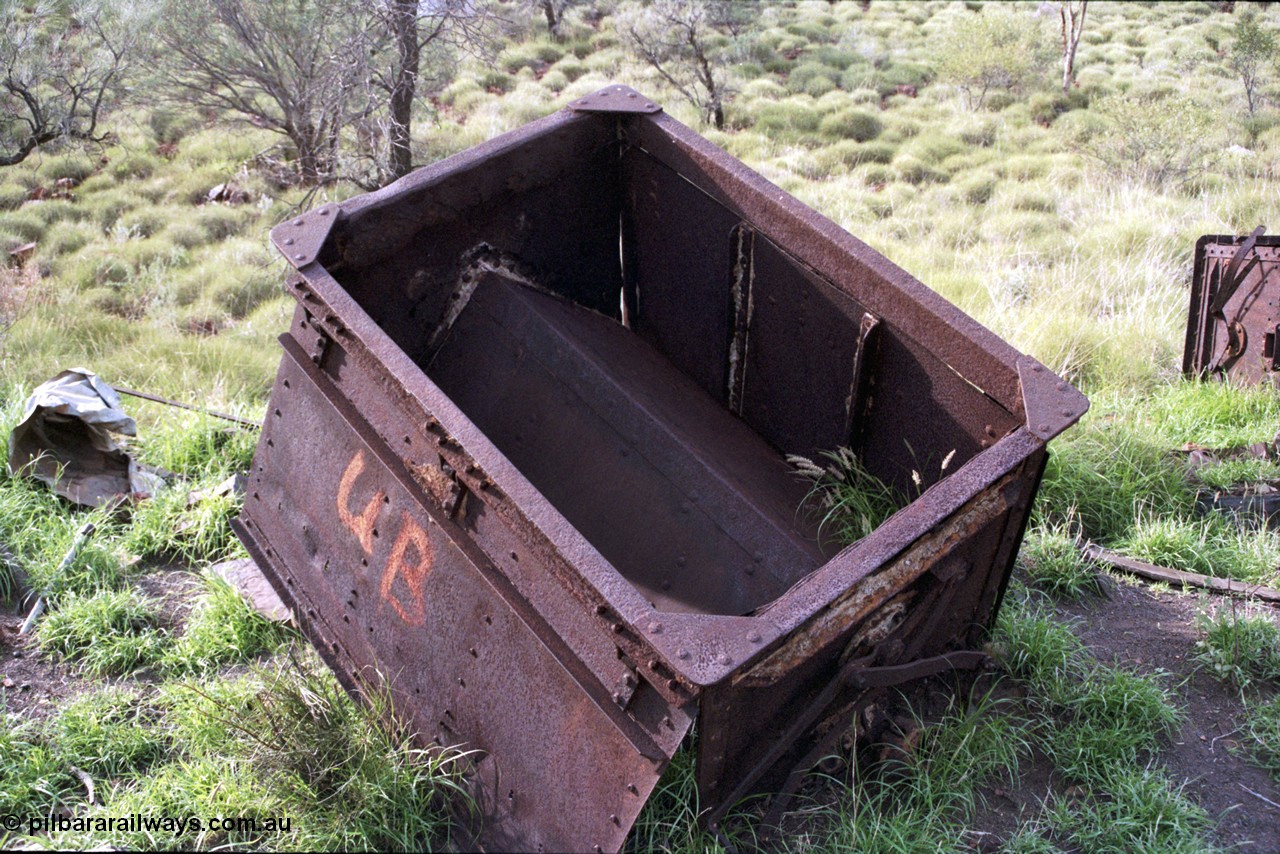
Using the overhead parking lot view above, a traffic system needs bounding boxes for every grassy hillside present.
[2,1,1280,850]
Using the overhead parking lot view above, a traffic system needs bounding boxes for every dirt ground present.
[971,577,1280,852]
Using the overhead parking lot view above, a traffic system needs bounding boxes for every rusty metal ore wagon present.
[232,85,1087,852]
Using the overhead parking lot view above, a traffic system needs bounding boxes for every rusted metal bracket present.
[1017,356,1088,441]
[569,84,662,114]
[270,202,341,270]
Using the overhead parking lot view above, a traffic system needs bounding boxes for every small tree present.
[527,0,579,40]
[616,0,753,130]
[1085,92,1218,187]
[368,0,500,185]
[0,0,139,167]
[1229,9,1277,117]
[156,0,374,185]
[156,0,498,187]
[1059,1,1088,94]
[935,6,1046,110]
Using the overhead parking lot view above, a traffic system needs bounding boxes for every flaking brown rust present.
[732,467,1018,690]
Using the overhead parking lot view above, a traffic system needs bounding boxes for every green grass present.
[1244,697,1280,781]
[990,592,1210,849]
[781,689,1029,853]
[162,574,293,675]
[625,744,749,854]
[0,712,76,821]
[1195,457,1280,491]
[1193,603,1280,689]
[53,687,170,780]
[37,589,168,677]
[790,448,906,548]
[1018,521,1099,599]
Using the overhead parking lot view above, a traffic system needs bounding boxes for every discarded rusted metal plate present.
[235,85,1087,853]
[1184,226,1280,384]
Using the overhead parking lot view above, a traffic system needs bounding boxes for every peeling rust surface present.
[1185,228,1280,385]
[236,85,1085,853]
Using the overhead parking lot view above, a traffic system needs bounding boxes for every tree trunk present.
[1060,1,1087,94]
[388,0,420,182]
[541,0,559,39]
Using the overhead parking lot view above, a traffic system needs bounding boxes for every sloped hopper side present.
[237,87,1088,854]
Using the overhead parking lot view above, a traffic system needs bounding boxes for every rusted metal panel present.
[425,272,823,616]
[1184,227,1280,384]
[235,340,690,854]
[237,85,1088,852]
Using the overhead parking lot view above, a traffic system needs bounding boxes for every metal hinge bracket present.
[270,202,341,270]
[569,84,663,115]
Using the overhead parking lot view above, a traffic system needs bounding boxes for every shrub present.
[788,62,838,97]
[950,115,1000,147]
[477,70,515,93]
[0,210,45,242]
[955,170,998,204]
[818,108,884,141]
[150,108,203,145]
[753,99,822,134]
[1085,91,1220,186]
[110,152,159,181]
[44,221,97,255]
[0,183,27,210]
[39,152,97,184]
[894,154,948,185]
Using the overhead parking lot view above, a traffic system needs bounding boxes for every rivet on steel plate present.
[627,783,639,795]
[293,219,305,226]
[1039,423,1051,432]
[294,254,305,261]
[676,648,690,659]
[648,621,663,634]
[748,632,762,643]
[318,208,330,216]
[283,238,294,246]
[645,102,655,108]
[1032,364,1043,372]
[610,815,620,825]
[612,692,624,705]
[718,654,733,666]
[594,603,608,615]
[612,622,624,633]
[1062,410,1073,418]
[1057,382,1068,391]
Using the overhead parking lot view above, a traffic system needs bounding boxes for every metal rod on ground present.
[112,386,261,430]
[1083,543,1280,604]
[18,522,95,636]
